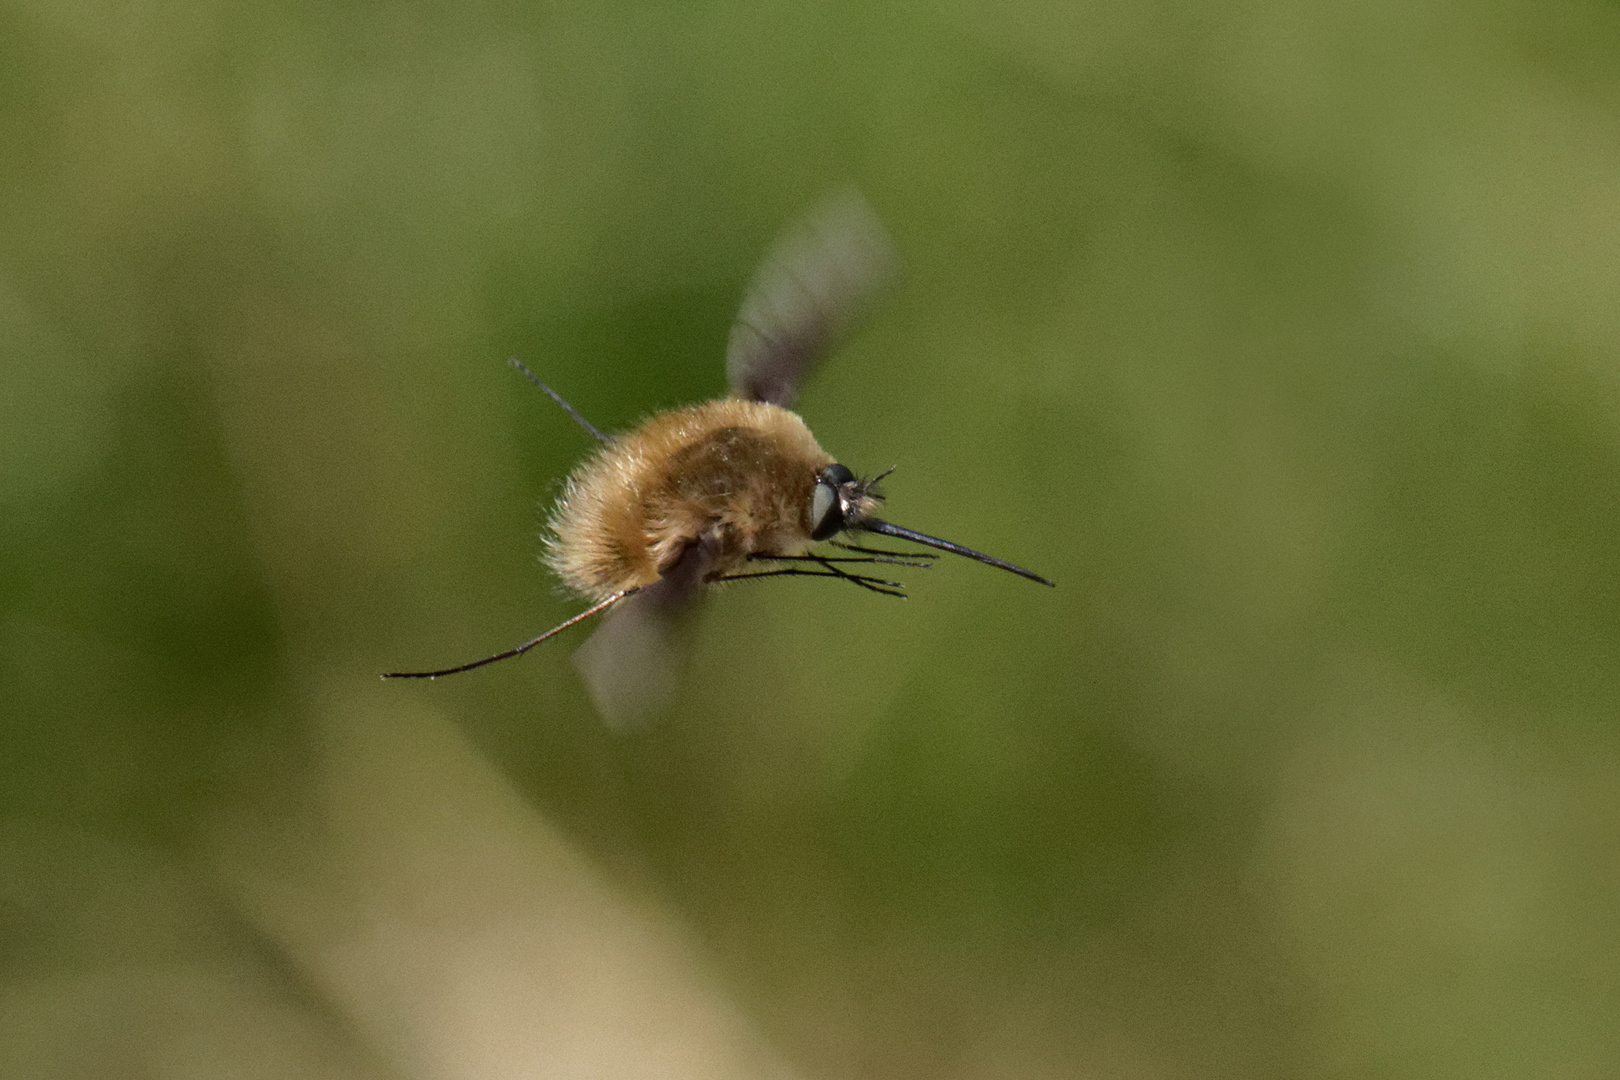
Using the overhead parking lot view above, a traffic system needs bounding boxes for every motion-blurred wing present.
[572,533,718,730]
[726,188,900,407]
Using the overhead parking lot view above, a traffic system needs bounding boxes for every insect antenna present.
[859,520,1055,587]
[509,358,610,444]
[382,589,637,679]
[864,466,897,490]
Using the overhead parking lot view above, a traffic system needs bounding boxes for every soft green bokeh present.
[4,0,1619,1076]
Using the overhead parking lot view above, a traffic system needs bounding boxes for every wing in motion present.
[726,188,900,407]
[571,531,720,729]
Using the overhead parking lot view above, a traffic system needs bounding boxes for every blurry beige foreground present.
[3,693,795,1080]
[211,690,794,1080]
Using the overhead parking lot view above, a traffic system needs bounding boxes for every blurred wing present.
[572,533,718,730]
[726,188,900,406]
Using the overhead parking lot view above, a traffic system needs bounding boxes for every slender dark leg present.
[828,541,939,561]
[382,589,637,679]
[720,567,907,598]
[509,358,611,443]
[749,552,932,570]
[807,553,908,596]
[722,568,843,582]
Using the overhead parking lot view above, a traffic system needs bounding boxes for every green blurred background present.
[4,0,1619,1076]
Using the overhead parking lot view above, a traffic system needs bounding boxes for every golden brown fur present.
[546,399,836,601]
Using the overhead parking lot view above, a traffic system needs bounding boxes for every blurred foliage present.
[4,0,1620,1077]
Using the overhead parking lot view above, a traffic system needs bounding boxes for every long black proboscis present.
[860,520,1055,587]
[382,589,636,680]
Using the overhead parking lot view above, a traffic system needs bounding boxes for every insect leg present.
[807,554,908,597]
[509,358,610,443]
[827,540,939,561]
[382,588,637,679]
[721,568,844,581]
[749,552,932,569]
[721,566,907,597]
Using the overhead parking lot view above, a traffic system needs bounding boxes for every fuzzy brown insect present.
[546,399,851,602]
[385,190,1052,724]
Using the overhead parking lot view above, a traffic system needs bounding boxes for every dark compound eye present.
[822,463,854,487]
[809,464,855,540]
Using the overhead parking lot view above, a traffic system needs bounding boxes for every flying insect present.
[385,190,1053,724]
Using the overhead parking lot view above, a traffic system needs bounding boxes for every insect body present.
[385,190,1052,723]
[547,399,849,602]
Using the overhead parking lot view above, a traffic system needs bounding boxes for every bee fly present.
[386,190,1053,725]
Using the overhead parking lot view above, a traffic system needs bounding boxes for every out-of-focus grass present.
[4,0,1620,1077]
